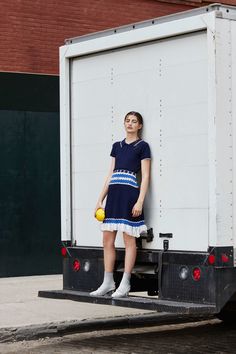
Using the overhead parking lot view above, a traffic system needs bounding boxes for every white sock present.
[112,272,131,298]
[119,272,131,288]
[103,271,114,286]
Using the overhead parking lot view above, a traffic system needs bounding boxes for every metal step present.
[117,265,157,275]
[38,289,216,315]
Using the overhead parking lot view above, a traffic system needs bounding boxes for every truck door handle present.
[159,233,173,238]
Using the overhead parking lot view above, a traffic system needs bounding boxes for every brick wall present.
[0,0,199,75]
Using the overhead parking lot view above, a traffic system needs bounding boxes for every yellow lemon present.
[95,208,105,221]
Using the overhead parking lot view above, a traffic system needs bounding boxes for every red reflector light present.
[221,254,229,263]
[73,259,81,272]
[193,267,201,281]
[61,247,67,257]
[208,254,216,265]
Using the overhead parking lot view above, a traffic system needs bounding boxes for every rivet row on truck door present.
[111,105,114,142]
[159,97,162,178]
[111,67,114,85]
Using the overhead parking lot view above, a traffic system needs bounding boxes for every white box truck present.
[39,4,236,321]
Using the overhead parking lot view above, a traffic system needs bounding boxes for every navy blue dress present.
[101,139,151,237]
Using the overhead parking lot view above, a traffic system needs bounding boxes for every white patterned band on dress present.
[101,218,147,238]
[109,170,139,188]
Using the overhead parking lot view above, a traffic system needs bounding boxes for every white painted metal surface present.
[232,21,236,263]
[60,5,236,255]
[70,32,208,250]
[59,46,71,241]
[214,18,233,248]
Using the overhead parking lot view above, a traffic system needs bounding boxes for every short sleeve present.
[140,142,151,160]
[110,142,117,157]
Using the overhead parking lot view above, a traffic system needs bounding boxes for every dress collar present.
[122,138,142,146]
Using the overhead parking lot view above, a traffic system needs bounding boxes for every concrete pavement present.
[0,275,212,342]
[0,274,152,327]
[0,274,158,342]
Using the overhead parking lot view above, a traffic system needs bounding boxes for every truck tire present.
[217,302,236,323]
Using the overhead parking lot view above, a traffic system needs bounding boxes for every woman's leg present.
[123,232,137,273]
[112,233,137,298]
[90,231,116,296]
[103,230,117,272]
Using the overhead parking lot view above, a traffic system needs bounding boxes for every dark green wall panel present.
[0,72,59,112]
[0,73,61,277]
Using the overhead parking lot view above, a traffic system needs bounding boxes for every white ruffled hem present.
[101,223,147,238]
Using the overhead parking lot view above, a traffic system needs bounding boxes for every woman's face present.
[124,114,142,134]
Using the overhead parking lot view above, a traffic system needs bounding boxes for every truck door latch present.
[139,228,154,242]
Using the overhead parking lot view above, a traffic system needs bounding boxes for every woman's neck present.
[125,134,140,144]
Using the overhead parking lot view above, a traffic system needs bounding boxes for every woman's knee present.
[123,233,136,248]
[103,231,116,248]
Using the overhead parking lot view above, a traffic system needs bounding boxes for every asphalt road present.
[0,318,235,354]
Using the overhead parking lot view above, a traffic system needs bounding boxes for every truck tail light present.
[192,267,201,281]
[61,247,67,257]
[221,254,229,263]
[73,259,81,272]
[208,254,216,265]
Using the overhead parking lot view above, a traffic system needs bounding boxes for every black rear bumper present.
[62,247,216,303]
[57,246,236,314]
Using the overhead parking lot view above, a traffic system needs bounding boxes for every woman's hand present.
[132,201,143,218]
[94,202,103,217]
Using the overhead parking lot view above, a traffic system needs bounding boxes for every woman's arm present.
[95,157,115,213]
[132,159,151,217]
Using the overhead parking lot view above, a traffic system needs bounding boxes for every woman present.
[90,111,151,298]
